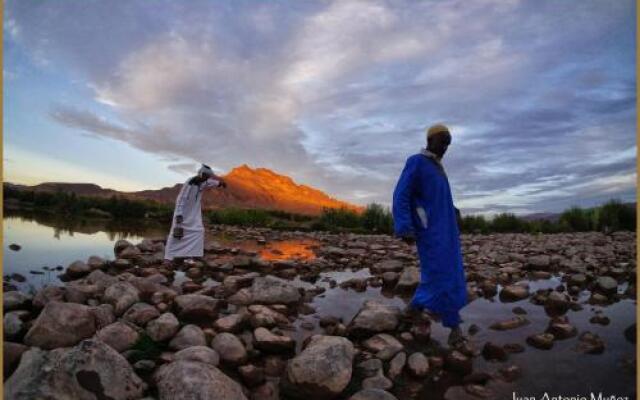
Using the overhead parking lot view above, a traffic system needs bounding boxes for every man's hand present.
[401,236,415,245]
[176,215,184,224]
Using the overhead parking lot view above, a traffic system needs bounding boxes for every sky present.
[3,0,637,216]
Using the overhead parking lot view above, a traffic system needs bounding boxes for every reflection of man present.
[392,124,468,346]
[164,164,227,263]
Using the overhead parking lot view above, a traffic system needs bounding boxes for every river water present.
[2,212,636,399]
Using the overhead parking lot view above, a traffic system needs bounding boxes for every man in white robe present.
[164,164,226,262]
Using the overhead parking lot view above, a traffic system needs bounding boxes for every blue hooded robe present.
[392,152,467,327]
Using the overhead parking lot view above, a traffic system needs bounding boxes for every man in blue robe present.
[392,123,468,346]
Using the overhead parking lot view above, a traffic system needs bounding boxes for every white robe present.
[164,177,220,260]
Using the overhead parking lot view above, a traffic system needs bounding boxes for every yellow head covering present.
[426,123,450,141]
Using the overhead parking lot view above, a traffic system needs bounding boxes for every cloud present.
[6,0,637,215]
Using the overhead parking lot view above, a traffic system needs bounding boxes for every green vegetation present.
[4,186,173,221]
[4,186,634,234]
[460,199,635,234]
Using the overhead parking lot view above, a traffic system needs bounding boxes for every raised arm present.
[392,156,419,238]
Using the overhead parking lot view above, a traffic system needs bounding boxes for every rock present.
[499,365,522,382]
[481,342,508,361]
[526,333,555,350]
[32,286,65,309]
[381,272,399,286]
[370,260,404,274]
[214,313,247,333]
[358,358,383,377]
[155,360,247,400]
[96,322,140,352]
[388,352,406,380]
[4,342,28,379]
[349,389,398,400]
[348,301,401,337]
[114,239,134,257]
[445,350,472,375]
[282,335,354,400]
[4,310,29,341]
[173,294,221,321]
[489,316,529,331]
[503,343,525,353]
[146,313,180,342]
[123,302,160,327]
[252,380,280,400]
[5,339,145,400]
[362,334,404,361]
[595,276,618,295]
[90,304,116,329]
[211,332,248,365]
[254,327,295,353]
[238,364,265,387]
[575,331,605,354]
[407,352,430,377]
[362,370,393,391]
[169,325,207,351]
[85,270,118,292]
[250,276,301,305]
[24,301,96,349]
[589,314,610,325]
[568,273,587,287]
[528,255,551,270]
[544,291,571,315]
[103,282,140,316]
[174,346,219,366]
[395,267,419,291]
[546,317,577,340]
[66,260,91,279]
[249,305,289,328]
[87,256,106,270]
[499,284,529,302]
[4,291,32,311]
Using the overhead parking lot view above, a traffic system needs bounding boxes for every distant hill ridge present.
[6,165,363,216]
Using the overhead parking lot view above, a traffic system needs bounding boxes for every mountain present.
[6,165,363,216]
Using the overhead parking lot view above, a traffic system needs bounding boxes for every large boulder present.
[85,270,118,292]
[282,335,354,399]
[4,291,32,311]
[4,342,28,379]
[24,301,96,349]
[103,281,140,316]
[362,334,404,361]
[33,286,65,309]
[499,284,530,302]
[253,328,295,353]
[211,332,248,365]
[394,267,419,292]
[370,260,404,274]
[123,302,160,327]
[174,346,220,366]
[5,339,145,399]
[250,276,301,305]
[66,260,91,279]
[169,325,207,351]
[348,301,401,337]
[96,322,140,352]
[174,294,221,321]
[146,313,180,342]
[155,360,247,400]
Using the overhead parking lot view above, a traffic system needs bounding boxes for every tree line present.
[4,186,635,234]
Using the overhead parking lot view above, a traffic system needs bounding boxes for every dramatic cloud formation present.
[4,0,636,215]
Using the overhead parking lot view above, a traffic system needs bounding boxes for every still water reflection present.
[3,212,167,292]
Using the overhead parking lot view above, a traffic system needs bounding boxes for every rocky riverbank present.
[3,226,637,399]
